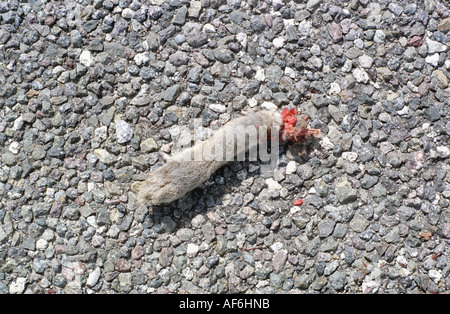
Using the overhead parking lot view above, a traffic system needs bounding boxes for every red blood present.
[280,107,321,143]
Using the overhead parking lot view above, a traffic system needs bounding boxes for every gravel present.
[0,0,449,294]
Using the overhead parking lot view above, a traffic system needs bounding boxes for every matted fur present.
[135,111,282,206]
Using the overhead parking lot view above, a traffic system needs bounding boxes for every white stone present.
[65,281,82,294]
[286,161,297,175]
[273,37,285,49]
[436,146,450,158]
[425,53,440,67]
[188,0,201,18]
[36,239,48,250]
[13,115,23,130]
[121,8,135,19]
[115,120,133,144]
[298,20,312,36]
[328,82,341,95]
[191,214,206,228]
[399,36,408,46]
[0,228,7,245]
[52,65,65,77]
[445,59,450,70]
[272,0,284,10]
[352,67,370,83]
[176,127,194,148]
[306,0,321,12]
[362,280,379,294]
[379,142,395,154]
[308,56,322,69]
[378,112,392,123]
[284,19,295,27]
[261,101,277,111]
[87,268,101,287]
[134,52,149,66]
[429,269,442,284]
[396,255,408,267]
[187,243,199,257]
[320,136,335,150]
[248,98,258,108]
[284,66,296,79]
[374,30,385,43]
[255,68,266,81]
[270,241,283,252]
[310,43,321,55]
[94,149,118,166]
[94,125,108,141]
[425,38,448,54]
[397,106,410,116]
[87,216,98,228]
[341,59,353,73]
[290,206,301,214]
[9,141,20,154]
[9,277,26,294]
[266,178,282,190]
[203,23,215,33]
[140,138,158,153]
[236,32,247,48]
[182,267,194,280]
[358,54,373,68]
[325,127,341,146]
[342,152,358,162]
[209,103,226,113]
[354,38,364,49]
[79,50,95,67]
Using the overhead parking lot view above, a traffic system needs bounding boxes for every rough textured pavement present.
[0,0,449,294]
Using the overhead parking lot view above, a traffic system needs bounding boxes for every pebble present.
[266,178,282,190]
[273,37,285,49]
[169,51,189,66]
[352,67,370,84]
[318,219,336,238]
[425,38,448,54]
[79,50,95,67]
[335,178,358,204]
[209,103,227,113]
[272,250,288,273]
[432,70,448,89]
[285,161,297,175]
[186,32,208,47]
[87,268,102,287]
[329,23,343,43]
[140,138,158,153]
[349,213,370,233]
[188,1,201,18]
[425,53,440,67]
[307,0,322,13]
[187,243,199,258]
[9,278,26,294]
[214,48,234,64]
[358,54,373,68]
[8,141,20,154]
[115,120,133,144]
[162,84,182,103]
[387,3,403,16]
[94,149,118,166]
[436,146,450,159]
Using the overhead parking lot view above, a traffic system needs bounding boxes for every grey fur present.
[135,111,282,206]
